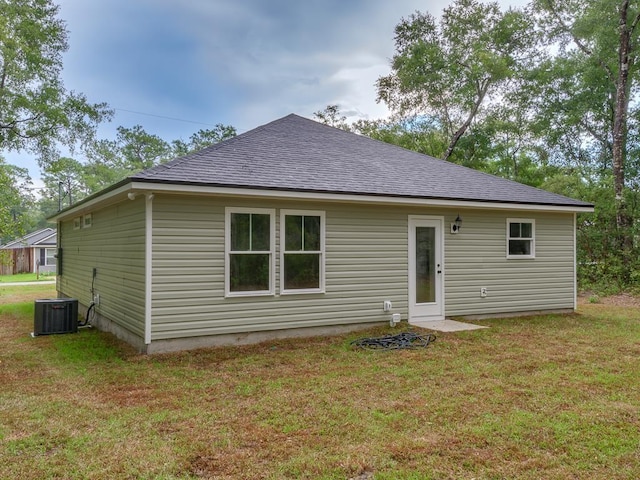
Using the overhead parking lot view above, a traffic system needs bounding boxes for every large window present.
[225,208,275,296]
[507,219,535,259]
[280,210,325,294]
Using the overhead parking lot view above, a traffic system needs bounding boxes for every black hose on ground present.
[351,331,436,350]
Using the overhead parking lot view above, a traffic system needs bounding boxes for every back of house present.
[50,114,593,353]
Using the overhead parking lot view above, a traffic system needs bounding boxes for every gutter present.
[49,178,595,222]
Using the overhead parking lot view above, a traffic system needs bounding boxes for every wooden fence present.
[0,248,32,275]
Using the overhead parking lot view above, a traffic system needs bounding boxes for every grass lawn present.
[0,272,56,283]
[1,285,639,479]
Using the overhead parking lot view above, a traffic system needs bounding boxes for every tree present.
[376,0,533,162]
[0,0,111,163]
[533,0,640,272]
[40,156,88,212]
[45,123,239,208]
[172,124,237,157]
[116,125,172,170]
[0,157,33,243]
[313,105,352,131]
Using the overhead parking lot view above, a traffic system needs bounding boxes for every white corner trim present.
[144,193,153,345]
[573,212,577,311]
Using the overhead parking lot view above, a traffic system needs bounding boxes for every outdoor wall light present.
[451,214,462,234]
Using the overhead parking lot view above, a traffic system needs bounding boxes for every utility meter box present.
[33,299,78,336]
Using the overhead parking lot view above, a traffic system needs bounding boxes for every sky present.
[5,0,521,185]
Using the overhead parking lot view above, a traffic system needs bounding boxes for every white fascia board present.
[129,182,595,213]
[50,180,594,219]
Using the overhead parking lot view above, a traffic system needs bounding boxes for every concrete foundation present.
[145,322,380,354]
[454,308,574,321]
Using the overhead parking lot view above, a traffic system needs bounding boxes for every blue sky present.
[6,0,523,184]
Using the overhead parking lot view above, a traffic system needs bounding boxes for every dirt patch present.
[578,292,640,307]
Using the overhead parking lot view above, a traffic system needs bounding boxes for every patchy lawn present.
[1,285,639,479]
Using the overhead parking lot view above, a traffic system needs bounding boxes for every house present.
[50,114,594,353]
[0,228,57,275]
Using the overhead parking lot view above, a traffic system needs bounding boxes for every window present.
[281,210,325,293]
[225,208,275,296]
[45,248,56,266]
[73,217,81,230]
[83,214,92,228]
[507,219,535,259]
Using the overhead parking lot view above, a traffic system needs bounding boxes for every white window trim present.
[44,248,56,266]
[73,217,81,230]
[83,213,92,228]
[280,209,326,295]
[225,207,276,297]
[506,218,535,259]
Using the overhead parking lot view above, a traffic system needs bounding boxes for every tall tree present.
[376,0,533,162]
[533,0,640,256]
[116,125,172,170]
[0,157,33,243]
[40,156,88,210]
[0,0,111,163]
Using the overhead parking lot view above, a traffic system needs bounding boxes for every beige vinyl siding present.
[151,196,576,340]
[444,210,575,315]
[57,199,146,338]
[151,195,408,341]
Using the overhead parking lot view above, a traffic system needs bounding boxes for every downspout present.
[145,193,154,345]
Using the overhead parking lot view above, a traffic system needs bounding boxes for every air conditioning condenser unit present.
[33,299,78,336]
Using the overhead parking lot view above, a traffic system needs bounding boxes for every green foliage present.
[313,105,352,131]
[171,124,236,157]
[0,157,33,243]
[377,0,534,160]
[531,0,640,274]
[0,0,112,163]
[83,124,236,185]
[33,123,237,218]
[318,0,640,292]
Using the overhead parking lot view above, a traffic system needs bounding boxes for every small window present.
[45,248,56,266]
[281,210,325,294]
[225,208,275,296]
[507,219,535,259]
[83,214,92,228]
[73,217,81,230]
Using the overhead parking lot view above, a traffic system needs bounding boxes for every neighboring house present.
[0,228,57,275]
[50,114,594,353]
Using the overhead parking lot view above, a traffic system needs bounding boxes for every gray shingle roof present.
[132,114,591,208]
[1,228,56,249]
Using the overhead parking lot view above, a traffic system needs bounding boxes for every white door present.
[408,216,444,322]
